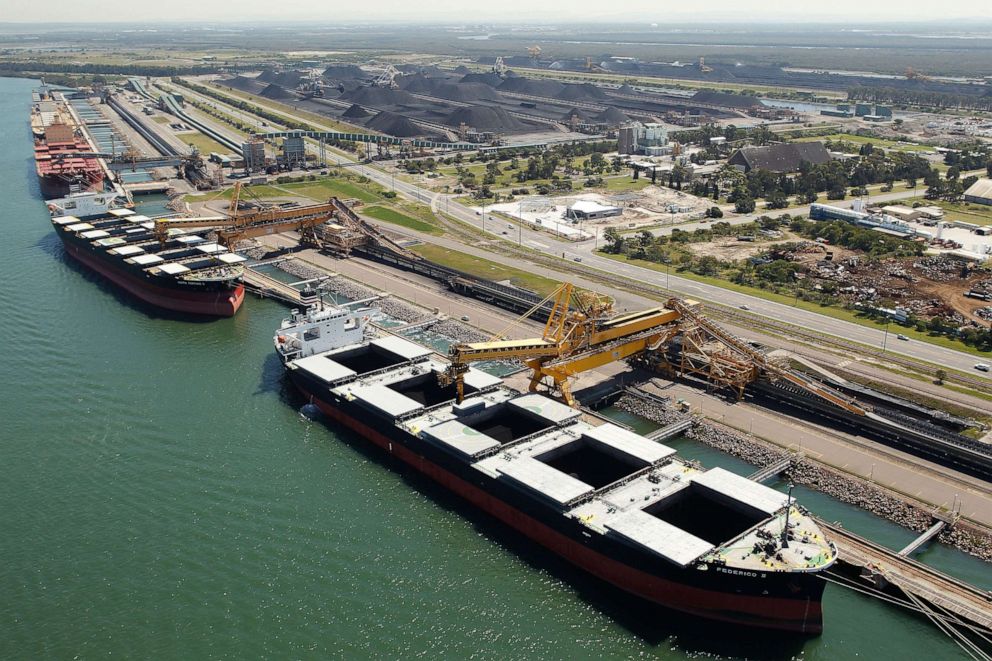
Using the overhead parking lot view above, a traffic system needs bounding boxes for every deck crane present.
[438,282,682,407]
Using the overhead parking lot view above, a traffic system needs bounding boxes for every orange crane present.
[439,283,682,406]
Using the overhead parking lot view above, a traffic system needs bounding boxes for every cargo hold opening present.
[387,373,476,407]
[535,438,649,489]
[460,402,552,445]
[329,344,405,375]
[644,485,767,545]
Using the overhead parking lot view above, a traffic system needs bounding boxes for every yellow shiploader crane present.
[438,283,682,407]
[154,182,338,247]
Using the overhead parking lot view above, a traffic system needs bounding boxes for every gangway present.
[899,519,950,557]
[647,419,693,442]
[747,455,793,483]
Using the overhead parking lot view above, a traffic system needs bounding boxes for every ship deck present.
[289,331,836,574]
[53,208,247,281]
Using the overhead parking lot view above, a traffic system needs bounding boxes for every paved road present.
[173,80,990,378]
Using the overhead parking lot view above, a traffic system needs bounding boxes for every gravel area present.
[615,391,992,562]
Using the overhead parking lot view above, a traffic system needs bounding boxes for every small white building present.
[565,200,623,220]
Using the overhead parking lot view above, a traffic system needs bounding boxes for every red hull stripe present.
[62,239,244,317]
[300,387,823,634]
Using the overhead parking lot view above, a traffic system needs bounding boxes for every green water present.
[0,77,985,659]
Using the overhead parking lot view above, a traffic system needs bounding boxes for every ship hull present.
[290,374,826,634]
[58,232,244,317]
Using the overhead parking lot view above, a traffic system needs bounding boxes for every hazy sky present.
[0,0,982,24]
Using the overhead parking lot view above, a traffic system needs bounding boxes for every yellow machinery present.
[154,182,337,247]
[439,283,682,407]
[438,281,869,414]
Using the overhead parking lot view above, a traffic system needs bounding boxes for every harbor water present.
[0,77,987,659]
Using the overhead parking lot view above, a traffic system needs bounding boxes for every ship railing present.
[475,422,584,461]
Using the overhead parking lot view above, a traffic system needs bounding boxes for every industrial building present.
[281,135,306,168]
[617,122,670,156]
[964,178,992,206]
[565,199,623,220]
[242,137,266,172]
[727,142,831,173]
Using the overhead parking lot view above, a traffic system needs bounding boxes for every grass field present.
[597,252,991,357]
[928,200,992,227]
[180,132,231,156]
[794,133,934,153]
[362,205,441,235]
[184,176,385,204]
[150,115,170,124]
[411,244,560,295]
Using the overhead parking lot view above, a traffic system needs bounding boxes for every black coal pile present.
[691,90,762,109]
[498,77,565,97]
[430,82,500,103]
[596,106,630,125]
[398,74,436,93]
[616,83,637,95]
[260,84,295,100]
[344,86,416,106]
[561,107,593,121]
[556,82,609,101]
[342,104,372,119]
[454,65,471,74]
[444,105,525,131]
[220,76,265,94]
[459,72,504,87]
[366,111,425,137]
[256,69,280,83]
[322,64,365,80]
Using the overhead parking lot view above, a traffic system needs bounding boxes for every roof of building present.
[729,142,831,173]
[567,200,621,215]
[964,178,992,200]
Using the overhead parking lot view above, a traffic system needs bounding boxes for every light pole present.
[882,319,891,353]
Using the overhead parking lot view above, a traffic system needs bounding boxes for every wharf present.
[819,518,992,634]
[243,266,309,306]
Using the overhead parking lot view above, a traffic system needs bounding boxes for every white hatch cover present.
[80,230,111,240]
[126,214,151,223]
[113,245,145,256]
[96,237,126,247]
[66,222,94,232]
[349,384,423,418]
[130,253,164,266]
[509,393,580,425]
[462,368,503,391]
[422,419,501,458]
[108,208,135,217]
[605,510,714,567]
[140,222,156,230]
[195,243,226,254]
[582,424,677,465]
[496,457,594,506]
[293,355,356,384]
[158,262,191,275]
[371,335,432,362]
[53,215,81,225]
[691,467,790,515]
[216,253,247,264]
[176,235,205,244]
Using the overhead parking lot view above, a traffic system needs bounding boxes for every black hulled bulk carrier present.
[275,305,837,633]
[53,207,245,316]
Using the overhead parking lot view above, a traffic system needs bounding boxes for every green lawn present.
[928,200,992,227]
[794,133,934,153]
[362,206,441,235]
[150,115,170,124]
[597,252,992,357]
[180,132,231,156]
[411,244,560,295]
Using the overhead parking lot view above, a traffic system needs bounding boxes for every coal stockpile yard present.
[215,62,751,143]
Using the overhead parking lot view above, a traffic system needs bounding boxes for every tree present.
[707,206,724,219]
[734,196,756,214]
[935,369,947,385]
[602,227,624,254]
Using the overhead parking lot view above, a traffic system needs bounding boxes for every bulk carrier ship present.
[53,208,246,316]
[31,89,106,200]
[275,304,837,633]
